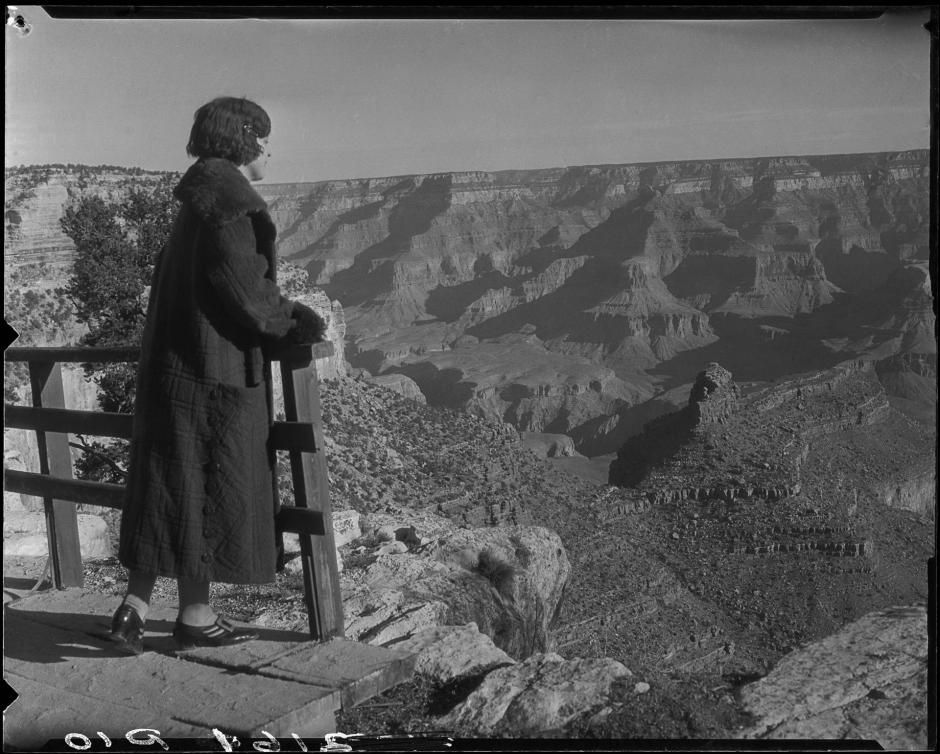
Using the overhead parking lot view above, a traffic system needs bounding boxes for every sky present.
[4,7,933,184]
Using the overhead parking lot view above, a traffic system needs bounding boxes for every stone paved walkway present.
[3,587,414,751]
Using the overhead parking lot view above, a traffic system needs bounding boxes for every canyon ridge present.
[3,151,935,743]
[259,150,934,457]
[5,151,933,461]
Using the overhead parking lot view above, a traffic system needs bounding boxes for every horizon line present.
[5,145,931,186]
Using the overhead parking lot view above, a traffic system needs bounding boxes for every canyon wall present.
[5,167,173,267]
[255,150,931,453]
[5,151,933,455]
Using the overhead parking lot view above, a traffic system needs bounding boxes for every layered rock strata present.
[609,359,915,507]
[252,150,929,454]
[6,152,931,455]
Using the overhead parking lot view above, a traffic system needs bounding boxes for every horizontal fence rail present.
[5,468,125,509]
[3,340,341,639]
[5,405,134,438]
[3,469,325,536]
[5,346,143,364]
[5,405,320,453]
[5,342,334,364]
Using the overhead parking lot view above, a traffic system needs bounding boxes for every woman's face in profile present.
[243,137,270,181]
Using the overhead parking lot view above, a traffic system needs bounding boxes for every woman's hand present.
[289,302,327,344]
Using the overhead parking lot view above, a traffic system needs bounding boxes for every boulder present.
[369,373,427,404]
[331,509,363,549]
[391,622,514,687]
[442,652,631,737]
[3,511,111,559]
[284,508,361,575]
[361,508,455,546]
[3,532,49,558]
[341,509,570,659]
[737,605,928,749]
[375,540,408,556]
[431,526,570,658]
[520,432,583,459]
[77,513,112,559]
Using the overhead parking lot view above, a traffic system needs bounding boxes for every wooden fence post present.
[28,361,84,588]
[279,345,344,640]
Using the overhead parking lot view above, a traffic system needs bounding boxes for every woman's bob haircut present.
[186,97,271,165]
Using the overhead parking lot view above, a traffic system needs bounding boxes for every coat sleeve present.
[199,216,296,338]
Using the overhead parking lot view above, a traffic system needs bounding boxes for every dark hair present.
[186,97,270,165]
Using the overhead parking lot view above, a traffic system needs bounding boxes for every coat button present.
[209,389,219,400]
[203,505,211,515]
[201,553,212,563]
[203,530,212,539]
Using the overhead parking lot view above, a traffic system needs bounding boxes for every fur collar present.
[174,158,267,227]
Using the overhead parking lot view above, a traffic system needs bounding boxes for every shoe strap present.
[215,615,235,631]
[180,615,238,636]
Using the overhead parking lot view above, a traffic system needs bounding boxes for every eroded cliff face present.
[256,150,931,454]
[5,167,174,266]
[6,152,932,456]
[609,357,935,524]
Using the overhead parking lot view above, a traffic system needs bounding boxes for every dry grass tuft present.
[475,548,516,597]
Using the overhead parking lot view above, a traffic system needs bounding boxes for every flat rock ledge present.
[391,622,514,687]
[736,604,928,749]
[441,652,631,737]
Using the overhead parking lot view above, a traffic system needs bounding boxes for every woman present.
[109,97,325,654]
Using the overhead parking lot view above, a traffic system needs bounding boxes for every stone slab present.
[392,622,515,686]
[3,671,206,750]
[6,588,313,651]
[261,638,416,708]
[4,608,340,737]
[175,637,311,670]
[6,588,180,628]
[4,587,416,736]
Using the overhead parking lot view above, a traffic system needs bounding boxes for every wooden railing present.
[3,343,344,641]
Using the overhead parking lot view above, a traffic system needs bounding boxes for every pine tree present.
[61,177,177,481]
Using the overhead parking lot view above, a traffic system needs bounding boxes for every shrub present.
[475,548,516,597]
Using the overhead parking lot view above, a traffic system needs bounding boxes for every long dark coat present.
[118,157,296,584]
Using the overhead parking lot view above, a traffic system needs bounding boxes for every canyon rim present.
[9,150,931,461]
[4,148,935,743]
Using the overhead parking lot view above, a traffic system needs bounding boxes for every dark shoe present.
[172,615,259,649]
[108,603,145,655]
